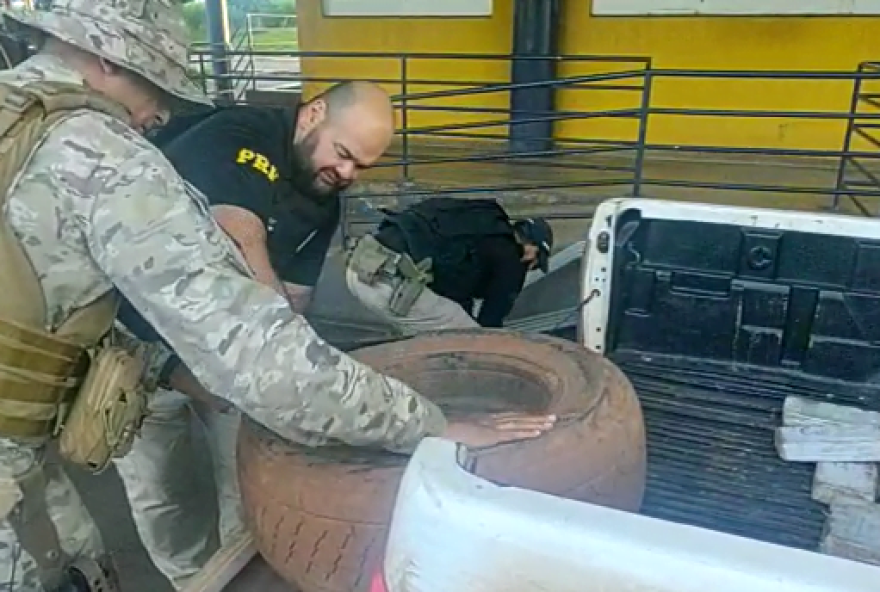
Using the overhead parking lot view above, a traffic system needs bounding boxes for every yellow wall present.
[557,12,880,150]
[296,0,514,141]
[297,0,880,150]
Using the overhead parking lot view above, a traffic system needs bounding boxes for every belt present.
[349,235,433,286]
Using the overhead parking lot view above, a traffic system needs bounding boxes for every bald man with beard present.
[115,81,398,589]
[150,81,394,312]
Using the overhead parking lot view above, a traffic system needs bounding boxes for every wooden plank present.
[820,497,880,566]
[222,556,295,592]
[782,397,880,429]
[180,531,258,592]
[812,462,878,505]
[775,425,880,462]
[781,397,879,503]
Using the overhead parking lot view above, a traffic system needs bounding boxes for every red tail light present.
[369,569,388,592]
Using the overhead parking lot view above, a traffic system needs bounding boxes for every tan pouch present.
[388,277,426,317]
[349,235,395,285]
[58,346,148,473]
[388,254,433,316]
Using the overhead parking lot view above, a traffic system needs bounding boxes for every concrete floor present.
[64,457,177,592]
[62,146,876,592]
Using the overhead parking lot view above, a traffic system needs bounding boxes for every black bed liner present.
[605,210,880,549]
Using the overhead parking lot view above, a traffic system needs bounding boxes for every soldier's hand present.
[442,413,556,448]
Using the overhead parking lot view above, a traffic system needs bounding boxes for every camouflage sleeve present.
[83,142,447,453]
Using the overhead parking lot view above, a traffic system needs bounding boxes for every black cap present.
[515,217,554,273]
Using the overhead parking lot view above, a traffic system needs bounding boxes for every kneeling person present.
[346,197,553,333]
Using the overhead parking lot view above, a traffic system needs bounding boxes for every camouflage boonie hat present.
[4,0,211,106]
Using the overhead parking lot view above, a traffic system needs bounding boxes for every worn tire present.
[238,330,647,592]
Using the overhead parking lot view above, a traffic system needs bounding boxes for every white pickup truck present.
[187,198,880,592]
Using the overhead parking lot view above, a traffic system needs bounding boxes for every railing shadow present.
[835,61,880,217]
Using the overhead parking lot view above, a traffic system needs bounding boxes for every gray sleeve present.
[82,148,447,453]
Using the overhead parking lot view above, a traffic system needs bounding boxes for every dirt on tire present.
[238,330,647,592]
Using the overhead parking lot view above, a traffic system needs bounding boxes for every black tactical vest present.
[377,197,515,298]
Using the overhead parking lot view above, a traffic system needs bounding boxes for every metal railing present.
[188,49,649,219]
[835,60,880,216]
[244,12,298,48]
[187,47,880,241]
[639,68,880,212]
[189,22,259,102]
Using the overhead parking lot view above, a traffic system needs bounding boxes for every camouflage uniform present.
[0,1,447,591]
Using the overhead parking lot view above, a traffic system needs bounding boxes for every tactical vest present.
[0,80,129,442]
[377,197,515,301]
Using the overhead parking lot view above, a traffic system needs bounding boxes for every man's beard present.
[289,130,341,200]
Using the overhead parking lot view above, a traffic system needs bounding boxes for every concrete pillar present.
[204,0,233,98]
[509,0,561,154]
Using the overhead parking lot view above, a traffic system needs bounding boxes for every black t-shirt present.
[118,105,340,350]
[146,105,219,149]
[159,105,340,286]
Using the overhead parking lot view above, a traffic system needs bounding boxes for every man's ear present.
[298,98,328,136]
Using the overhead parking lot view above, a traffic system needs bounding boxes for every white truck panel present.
[382,437,880,592]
